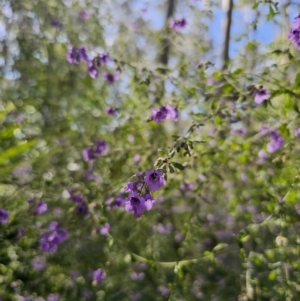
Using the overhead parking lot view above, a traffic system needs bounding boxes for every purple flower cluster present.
[93,268,106,284]
[67,47,89,65]
[288,15,300,49]
[28,200,48,215]
[254,86,269,104]
[68,190,89,215]
[0,209,9,224]
[40,221,69,253]
[125,170,166,218]
[152,105,178,123]
[66,47,117,81]
[169,18,187,31]
[82,140,108,162]
[267,130,284,153]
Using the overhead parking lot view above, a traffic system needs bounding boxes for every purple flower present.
[67,46,89,64]
[83,140,108,161]
[76,202,89,215]
[152,105,178,123]
[96,53,110,66]
[288,15,300,49]
[93,269,106,284]
[106,107,118,116]
[254,87,269,104]
[156,223,173,234]
[158,286,170,296]
[152,108,168,123]
[51,20,62,28]
[40,222,69,253]
[294,127,300,138]
[68,190,84,203]
[94,140,108,156]
[125,193,145,218]
[174,233,184,242]
[33,202,47,215]
[79,10,90,19]
[78,47,89,62]
[267,130,284,153]
[0,209,9,224]
[104,72,118,84]
[131,272,145,281]
[28,199,47,215]
[144,193,156,211]
[106,194,126,209]
[46,294,59,301]
[88,63,99,78]
[82,147,96,162]
[169,18,187,31]
[31,256,46,271]
[144,170,166,192]
[180,183,194,191]
[166,105,178,121]
[125,181,141,193]
[99,223,110,235]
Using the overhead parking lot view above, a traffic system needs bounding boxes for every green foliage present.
[0,1,300,301]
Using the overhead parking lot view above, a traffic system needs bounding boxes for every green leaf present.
[272,49,283,55]
[171,162,185,170]
[212,243,228,252]
[252,2,260,9]
[267,5,276,21]
[295,72,300,87]
[0,140,37,165]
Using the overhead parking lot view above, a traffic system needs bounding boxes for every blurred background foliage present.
[1,0,300,300]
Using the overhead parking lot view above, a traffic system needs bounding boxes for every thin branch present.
[160,0,176,66]
[222,0,234,69]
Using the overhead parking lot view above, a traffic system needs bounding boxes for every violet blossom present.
[68,190,84,203]
[96,53,110,66]
[125,193,145,218]
[267,130,284,153]
[104,72,118,84]
[169,18,187,31]
[152,105,178,123]
[99,223,110,235]
[0,209,9,224]
[79,10,90,19]
[254,86,270,104]
[31,256,47,271]
[88,63,99,78]
[254,86,269,104]
[288,14,300,49]
[144,170,166,192]
[106,107,118,116]
[67,46,89,64]
[93,268,106,284]
[82,140,108,161]
[40,221,69,253]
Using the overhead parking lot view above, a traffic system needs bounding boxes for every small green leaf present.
[295,72,300,87]
[212,243,228,252]
[171,162,185,170]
